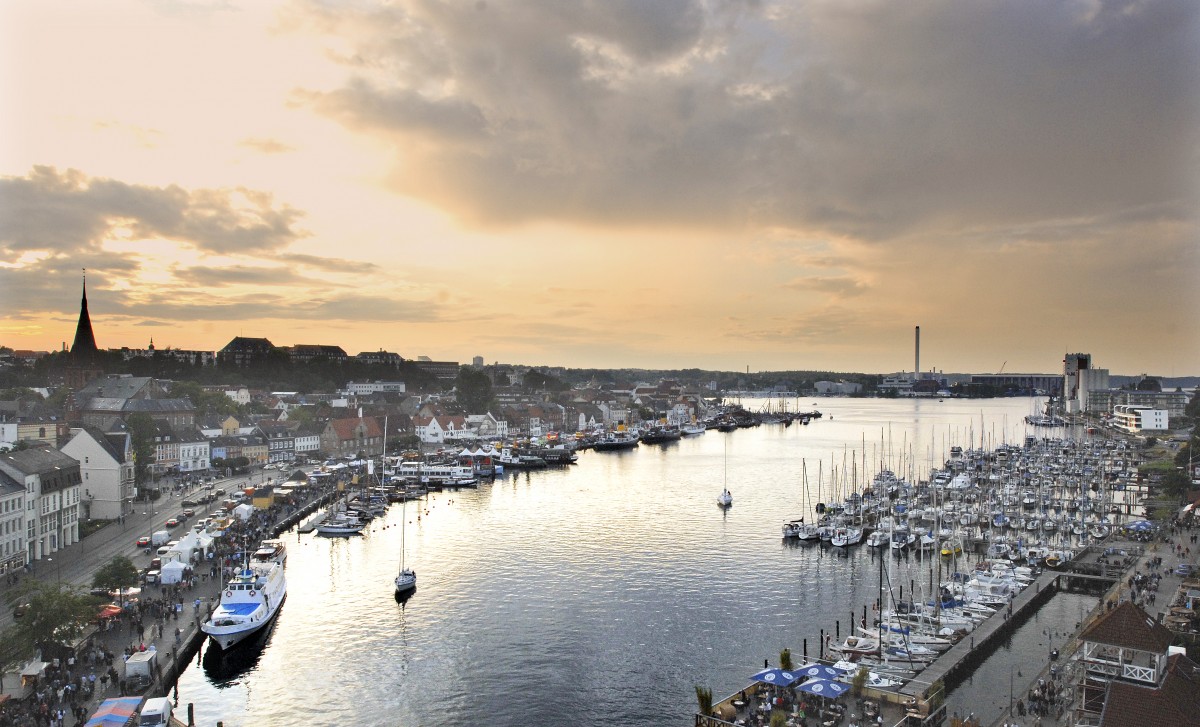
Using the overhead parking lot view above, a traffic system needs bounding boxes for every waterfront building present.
[1111,405,1169,433]
[1089,389,1190,419]
[0,445,83,562]
[320,416,383,458]
[60,426,135,519]
[177,428,211,473]
[968,373,1061,396]
[1064,353,1111,414]
[1074,601,1199,726]
[0,469,26,575]
[413,415,470,444]
[256,421,297,464]
[293,427,321,459]
[814,380,863,395]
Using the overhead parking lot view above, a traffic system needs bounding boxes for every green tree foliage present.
[125,412,157,486]
[455,367,494,413]
[2,581,104,661]
[169,381,238,417]
[92,556,140,600]
[1186,389,1200,420]
[1159,469,1192,502]
[523,369,569,393]
[694,685,713,715]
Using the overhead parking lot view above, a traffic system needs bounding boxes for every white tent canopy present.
[159,560,187,584]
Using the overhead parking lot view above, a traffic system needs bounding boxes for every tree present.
[779,647,794,671]
[126,412,158,487]
[455,367,494,413]
[92,556,139,605]
[1159,469,1192,502]
[3,581,104,663]
[694,685,713,715]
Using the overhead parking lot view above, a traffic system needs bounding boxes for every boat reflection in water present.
[201,615,281,684]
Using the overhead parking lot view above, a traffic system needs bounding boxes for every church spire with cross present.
[70,269,99,358]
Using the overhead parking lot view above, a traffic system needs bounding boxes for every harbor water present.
[176,397,1097,725]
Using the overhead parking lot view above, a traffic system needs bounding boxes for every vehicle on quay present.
[201,539,287,650]
[136,536,151,548]
[165,517,180,528]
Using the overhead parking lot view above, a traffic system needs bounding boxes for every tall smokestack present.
[915,326,921,379]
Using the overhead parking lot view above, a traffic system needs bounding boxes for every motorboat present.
[316,514,365,536]
[202,541,286,650]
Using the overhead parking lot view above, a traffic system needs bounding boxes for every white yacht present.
[202,540,286,650]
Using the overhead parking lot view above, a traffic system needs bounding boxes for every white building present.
[814,381,864,395]
[465,413,508,439]
[293,430,322,457]
[413,415,471,444]
[0,446,83,562]
[61,427,136,520]
[0,471,25,575]
[1063,353,1110,414]
[346,381,407,396]
[177,430,211,473]
[1111,405,1169,433]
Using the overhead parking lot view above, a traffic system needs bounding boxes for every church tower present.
[71,270,99,357]
[65,270,103,393]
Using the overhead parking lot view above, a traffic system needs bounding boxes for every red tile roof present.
[1100,654,1200,727]
[1081,600,1174,654]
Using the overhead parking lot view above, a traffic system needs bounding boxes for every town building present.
[0,469,25,575]
[346,381,407,396]
[60,426,136,520]
[814,381,864,395]
[1064,353,1111,414]
[0,446,83,562]
[286,344,348,364]
[413,415,470,444]
[1111,405,1169,433]
[256,421,297,464]
[412,357,460,381]
[1090,389,1191,419]
[1074,600,1200,726]
[177,428,211,473]
[320,416,383,458]
[217,336,277,366]
[355,350,404,366]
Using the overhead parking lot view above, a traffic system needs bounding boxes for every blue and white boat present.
[201,540,287,650]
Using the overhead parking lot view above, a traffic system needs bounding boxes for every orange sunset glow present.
[2,1,1197,374]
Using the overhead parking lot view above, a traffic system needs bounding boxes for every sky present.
[1,0,1197,376]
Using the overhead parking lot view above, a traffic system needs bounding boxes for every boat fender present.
[226,591,233,598]
[250,590,256,597]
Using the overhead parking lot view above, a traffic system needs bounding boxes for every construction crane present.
[998,361,1006,374]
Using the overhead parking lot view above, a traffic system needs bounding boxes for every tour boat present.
[202,541,286,650]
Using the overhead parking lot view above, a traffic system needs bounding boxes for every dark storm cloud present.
[298,0,1198,240]
[0,166,307,256]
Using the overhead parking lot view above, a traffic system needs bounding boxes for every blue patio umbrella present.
[749,667,804,687]
[1124,520,1153,532]
[796,678,850,698]
[796,663,844,680]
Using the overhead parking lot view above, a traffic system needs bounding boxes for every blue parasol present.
[749,667,804,687]
[796,663,844,680]
[796,678,850,698]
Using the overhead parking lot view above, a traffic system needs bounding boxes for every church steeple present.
[70,269,99,358]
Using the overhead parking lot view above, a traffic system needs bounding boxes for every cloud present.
[0,166,307,257]
[170,264,311,288]
[784,276,869,298]
[292,0,1198,241]
[238,137,297,154]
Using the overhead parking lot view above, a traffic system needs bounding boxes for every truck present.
[123,650,157,694]
[138,697,173,727]
[150,531,170,548]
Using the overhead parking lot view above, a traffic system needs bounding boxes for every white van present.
[139,696,172,727]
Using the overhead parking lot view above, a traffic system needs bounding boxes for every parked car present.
[1175,563,1195,577]
[136,535,151,547]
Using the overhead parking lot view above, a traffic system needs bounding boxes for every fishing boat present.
[201,540,286,650]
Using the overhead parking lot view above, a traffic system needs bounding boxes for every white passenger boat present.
[202,541,286,650]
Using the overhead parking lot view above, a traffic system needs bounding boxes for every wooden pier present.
[899,571,1060,701]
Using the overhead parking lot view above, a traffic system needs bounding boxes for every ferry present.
[201,540,287,650]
